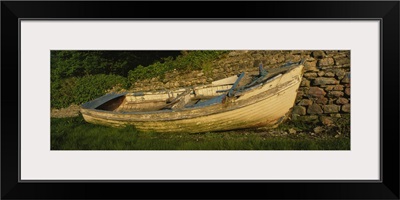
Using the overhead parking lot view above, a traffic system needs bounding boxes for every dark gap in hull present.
[96,96,126,111]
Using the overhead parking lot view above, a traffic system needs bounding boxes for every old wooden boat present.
[80,62,304,133]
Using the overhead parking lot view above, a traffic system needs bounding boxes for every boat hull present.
[81,65,303,133]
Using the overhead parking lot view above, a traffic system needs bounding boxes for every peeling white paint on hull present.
[81,64,304,133]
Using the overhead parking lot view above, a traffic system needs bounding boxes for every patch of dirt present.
[51,104,81,118]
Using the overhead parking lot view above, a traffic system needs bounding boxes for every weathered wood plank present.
[80,64,304,133]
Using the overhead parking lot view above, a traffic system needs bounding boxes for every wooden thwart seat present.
[162,89,192,110]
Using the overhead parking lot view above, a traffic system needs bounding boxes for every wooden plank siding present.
[81,65,304,133]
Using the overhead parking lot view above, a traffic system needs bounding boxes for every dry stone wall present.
[130,50,350,124]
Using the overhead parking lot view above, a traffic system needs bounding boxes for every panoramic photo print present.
[51,50,351,150]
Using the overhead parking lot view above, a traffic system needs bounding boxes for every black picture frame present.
[2,1,399,199]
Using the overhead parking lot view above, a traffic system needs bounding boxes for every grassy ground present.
[51,115,350,150]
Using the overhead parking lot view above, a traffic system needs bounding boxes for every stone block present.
[331,113,342,118]
[329,91,344,97]
[345,87,351,96]
[314,77,339,85]
[336,98,349,105]
[335,69,346,79]
[324,72,335,77]
[342,104,351,112]
[324,86,334,91]
[292,106,307,116]
[333,85,344,91]
[318,57,335,67]
[316,97,328,105]
[298,99,313,106]
[304,60,318,71]
[308,104,323,114]
[308,87,326,97]
[312,51,326,59]
[304,72,318,79]
[320,116,334,126]
[335,57,350,65]
[323,105,341,113]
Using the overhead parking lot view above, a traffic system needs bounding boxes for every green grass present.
[51,116,350,150]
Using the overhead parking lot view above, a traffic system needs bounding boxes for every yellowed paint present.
[81,65,304,133]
